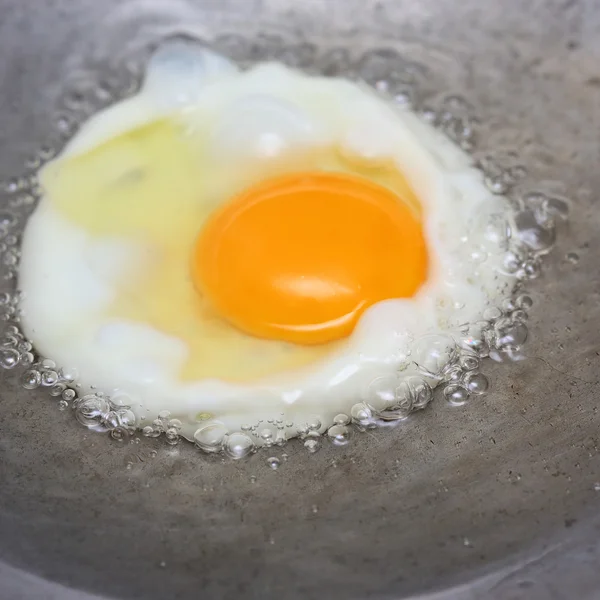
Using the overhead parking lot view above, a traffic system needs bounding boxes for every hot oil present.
[0,32,572,460]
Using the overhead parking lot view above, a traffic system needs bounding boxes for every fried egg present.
[18,41,512,441]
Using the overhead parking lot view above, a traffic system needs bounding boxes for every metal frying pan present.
[1,1,599,598]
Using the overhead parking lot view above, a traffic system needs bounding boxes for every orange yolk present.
[193,171,427,345]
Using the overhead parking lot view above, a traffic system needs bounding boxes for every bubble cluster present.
[142,410,182,445]
[365,374,433,421]
[436,94,478,151]
[0,36,571,462]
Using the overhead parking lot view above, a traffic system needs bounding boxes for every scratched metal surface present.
[0,1,599,599]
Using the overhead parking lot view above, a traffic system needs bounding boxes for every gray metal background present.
[0,1,599,599]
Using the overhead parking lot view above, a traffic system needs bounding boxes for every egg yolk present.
[193,171,427,345]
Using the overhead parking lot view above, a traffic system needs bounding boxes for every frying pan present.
[1,1,599,598]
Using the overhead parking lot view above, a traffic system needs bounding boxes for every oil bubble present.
[75,395,110,428]
[393,87,414,107]
[494,319,528,349]
[0,348,19,369]
[59,366,79,382]
[143,425,161,438]
[511,309,528,322]
[1,334,18,347]
[356,48,404,84]
[351,402,373,426]
[61,388,76,402]
[167,418,182,430]
[55,115,74,136]
[103,411,121,429]
[165,427,179,445]
[17,340,32,353]
[0,212,17,227]
[484,175,509,195]
[110,427,128,442]
[116,408,137,429]
[369,377,411,420]
[194,422,228,453]
[21,368,41,389]
[327,424,350,446]
[2,178,20,194]
[483,306,502,320]
[444,384,470,406]
[441,94,472,113]
[38,145,57,161]
[464,372,489,395]
[414,334,457,377]
[514,210,556,253]
[41,369,59,386]
[49,382,67,397]
[304,438,321,453]
[522,259,541,279]
[224,432,255,459]
[333,413,350,426]
[420,107,438,124]
[472,209,511,254]
[501,250,524,275]
[444,364,462,383]
[543,196,570,221]
[0,293,11,306]
[500,299,515,312]
[366,374,399,412]
[401,376,433,410]
[267,456,281,470]
[259,428,274,445]
[307,416,322,431]
[459,354,480,371]
[441,116,474,149]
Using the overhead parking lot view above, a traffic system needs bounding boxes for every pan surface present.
[1,1,599,599]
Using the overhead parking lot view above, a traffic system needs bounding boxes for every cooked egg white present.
[18,41,512,439]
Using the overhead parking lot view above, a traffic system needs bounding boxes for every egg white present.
[19,41,513,440]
